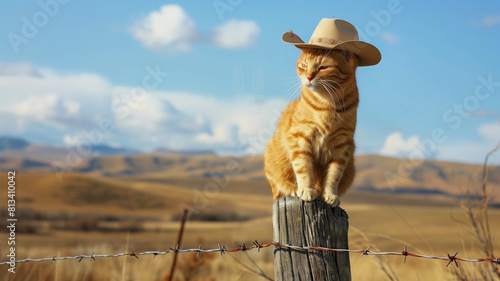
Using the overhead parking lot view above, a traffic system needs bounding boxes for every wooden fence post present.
[273,197,351,281]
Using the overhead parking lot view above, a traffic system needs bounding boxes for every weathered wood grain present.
[273,197,351,281]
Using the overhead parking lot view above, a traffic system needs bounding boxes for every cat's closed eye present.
[318,66,329,70]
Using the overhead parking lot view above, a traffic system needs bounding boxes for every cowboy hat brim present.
[282,31,381,67]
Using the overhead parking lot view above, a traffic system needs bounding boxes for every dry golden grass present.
[2,203,500,281]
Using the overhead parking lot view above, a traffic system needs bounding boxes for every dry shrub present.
[452,141,500,281]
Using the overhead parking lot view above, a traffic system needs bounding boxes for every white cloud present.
[111,87,208,134]
[0,63,41,77]
[195,123,240,147]
[211,19,260,49]
[0,63,111,106]
[377,123,500,164]
[4,62,499,161]
[380,32,399,44]
[12,94,82,129]
[63,134,80,146]
[380,132,421,157]
[130,5,260,52]
[0,63,112,136]
[130,4,199,53]
[478,121,500,142]
[0,62,284,153]
[140,92,284,154]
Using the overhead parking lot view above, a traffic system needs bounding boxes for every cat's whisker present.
[289,84,302,100]
[318,82,334,104]
[322,83,346,120]
[286,80,303,92]
[322,79,346,111]
[322,79,347,93]
[329,83,346,112]
[290,83,303,100]
[319,81,338,107]
[281,82,303,106]
[322,82,346,114]
[329,80,346,104]
[318,80,339,101]
[321,81,340,107]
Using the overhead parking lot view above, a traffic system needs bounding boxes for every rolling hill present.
[1,141,499,204]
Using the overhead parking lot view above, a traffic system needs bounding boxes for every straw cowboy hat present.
[282,18,381,66]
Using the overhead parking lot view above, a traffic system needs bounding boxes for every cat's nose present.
[307,75,314,81]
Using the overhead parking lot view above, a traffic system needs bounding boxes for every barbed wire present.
[1,241,499,268]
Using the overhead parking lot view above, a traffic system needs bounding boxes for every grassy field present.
[2,204,500,280]
[1,163,499,280]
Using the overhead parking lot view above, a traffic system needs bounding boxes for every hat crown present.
[309,18,359,43]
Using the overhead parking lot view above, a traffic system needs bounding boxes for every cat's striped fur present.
[264,48,359,206]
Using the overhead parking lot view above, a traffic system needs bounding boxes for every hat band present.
[309,37,343,44]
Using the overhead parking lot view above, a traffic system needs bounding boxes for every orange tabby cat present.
[264,48,359,206]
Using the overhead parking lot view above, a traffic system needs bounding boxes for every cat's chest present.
[291,112,342,157]
[310,129,336,158]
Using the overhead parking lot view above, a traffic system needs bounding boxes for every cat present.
[264,48,359,206]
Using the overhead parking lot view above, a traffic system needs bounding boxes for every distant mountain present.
[0,137,139,162]
[0,142,498,203]
[153,148,215,156]
[72,154,500,202]
[352,155,500,198]
[0,137,210,158]
[0,156,51,171]
[0,137,30,151]
[90,144,139,155]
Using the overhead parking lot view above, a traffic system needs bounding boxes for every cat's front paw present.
[322,194,340,207]
[298,188,317,201]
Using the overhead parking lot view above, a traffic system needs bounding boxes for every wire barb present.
[447,252,459,268]
[197,244,202,259]
[218,243,225,255]
[361,246,372,257]
[253,240,262,252]
[130,251,139,259]
[402,246,408,264]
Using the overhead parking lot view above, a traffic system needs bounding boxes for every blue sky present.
[1,0,499,164]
